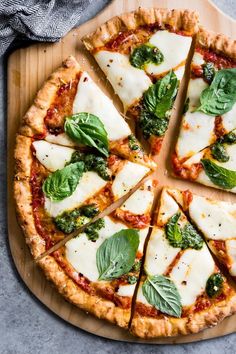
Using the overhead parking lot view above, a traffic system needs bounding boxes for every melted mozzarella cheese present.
[112,161,149,200]
[120,180,153,215]
[45,133,76,147]
[169,244,215,306]
[188,78,209,109]
[157,189,179,225]
[226,240,236,276]
[32,140,75,171]
[73,72,131,141]
[144,227,180,275]
[44,171,107,217]
[174,65,185,81]
[117,284,136,297]
[192,52,205,66]
[65,216,128,281]
[145,30,192,75]
[222,103,236,132]
[136,285,150,306]
[95,51,152,109]
[188,195,236,240]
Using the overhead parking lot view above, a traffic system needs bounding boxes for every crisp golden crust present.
[19,56,81,137]
[197,27,236,60]
[82,7,199,51]
[14,134,131,328]
[39,255,131,328]
[131,293,236,338]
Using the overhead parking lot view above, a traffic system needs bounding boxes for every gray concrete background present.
[1,1,236,353]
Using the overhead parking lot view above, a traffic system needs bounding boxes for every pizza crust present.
[14,134,131,328]
[197,27,236,60]
[82,7,199,51]
[130,292,236,338]
[19,56,81,137]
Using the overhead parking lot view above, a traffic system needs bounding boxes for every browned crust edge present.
[82,7,199,51]
[19,55,82,137]
[130,292,236,338]
[13,134,131,328]
[196,27,236,61]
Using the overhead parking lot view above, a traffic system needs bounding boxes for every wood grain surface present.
[7,0,236,343]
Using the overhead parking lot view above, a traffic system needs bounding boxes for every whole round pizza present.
[14,8,236,338]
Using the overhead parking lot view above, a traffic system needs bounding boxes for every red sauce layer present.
[172,152,203,180]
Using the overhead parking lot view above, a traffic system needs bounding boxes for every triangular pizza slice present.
[173,129,236,192]
[173,28,236,166]
[19,55,155,169]
[37,179,155,328]
[168,188,236,281]
[82,8,199,155]
[131,188,236,338]
[14,135,151,259]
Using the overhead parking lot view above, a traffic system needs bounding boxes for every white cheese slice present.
[95,51,152,109]
[32,140,75,172]
[120,180,153,215]
[169,244,215,306]
[117,284,136,297]
[157,189,179,225]
[112,161,149,200]
[222,103,236,132]
[188,77,209,110]
[45,133,76,147]
[192,52,205,66]
[226,240,236,276]
[188,195,236,240]
[44,171,107,217]
[136,285,150,306]
[174,65,185,81]
[73,72,131,141]
[145,30,192,75]
[144,227,180,276]
[65,216,128,282]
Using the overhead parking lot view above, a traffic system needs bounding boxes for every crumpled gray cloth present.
[0,0,94,56]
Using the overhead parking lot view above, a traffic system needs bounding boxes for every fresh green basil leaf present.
[181,223,204,250]
[196,68,236,116]
[143,71,178,119]
[64,113,109,156]
[42,162,84,201]
[206,273,224,298]
[201,158,236,189]
[203,62,215,83]
[130,43,164,69]
[210,142,229,162]
[139,110,169,139]
[96,229,139,281]
[142,275,182,317]
[84,218,105,242]
[165,212,183,247]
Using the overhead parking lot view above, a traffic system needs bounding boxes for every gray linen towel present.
[0,0,94,56]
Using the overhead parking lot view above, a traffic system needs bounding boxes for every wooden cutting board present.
[7,0,236,344]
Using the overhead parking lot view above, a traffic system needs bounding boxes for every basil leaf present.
[203,62,215,83]
[96,229,139,280]
[196,68,236,116]
[222,131,236,144]
[206,273,224,298]
[42,162,84,201]
[128,134,140,151]
[142,275,182,317]
[210,142,229,162]
[201,158,236,189]
[165,212,183,247]
[181,223,203,250]
[64,113,109,157]
[165,213,203,250]
[143,71,178,119]
[130,43,164,69]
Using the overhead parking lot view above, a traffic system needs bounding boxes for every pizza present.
[172,28,236,190]
[131,188,236,338]
[82,8,199,155]
[167,188,236,282]
[14,6,236,340]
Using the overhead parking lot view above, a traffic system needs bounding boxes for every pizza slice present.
[14,135,151,259]
[19,55,155,169]
[167,188,236,282]
[131,188,236,338]
[82,8,198,155]
[173,129,236,192]
[35,179,154,328]
[173,28,236,166]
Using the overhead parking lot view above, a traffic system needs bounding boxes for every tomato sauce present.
[172,152,203,180]
[114,209,150,229]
